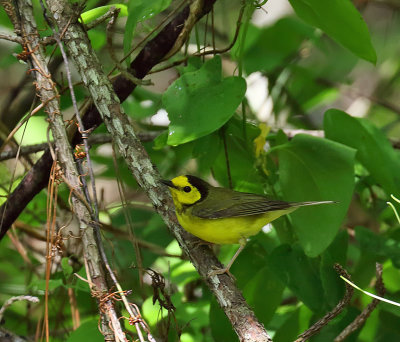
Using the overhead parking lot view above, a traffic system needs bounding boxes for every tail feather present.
[290,200,338,207]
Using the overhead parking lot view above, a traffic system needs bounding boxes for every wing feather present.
[191,190,292,219]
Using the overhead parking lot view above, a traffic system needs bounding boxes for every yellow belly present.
[177,209,294,244]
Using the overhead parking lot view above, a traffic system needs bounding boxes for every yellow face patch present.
[169,176,202,206]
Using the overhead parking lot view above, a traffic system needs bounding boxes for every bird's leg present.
[191,238,214,249]
[208,239,246,278]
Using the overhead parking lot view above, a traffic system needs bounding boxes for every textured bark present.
[13,0,123,339]
[1,0,272,339]
[0,1,202,239]
[45,0,271,340]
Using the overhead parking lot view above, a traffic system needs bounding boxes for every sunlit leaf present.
[163,56,246,145]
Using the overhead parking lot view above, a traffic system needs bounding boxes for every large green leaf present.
[289,0,376,63]
[276,134,355,256]
[320,230,348,308]
[243,265,284,325]
[242,18,315,74]
[324,109,400,196]
[162,56,246,145]
[269,244,325,313]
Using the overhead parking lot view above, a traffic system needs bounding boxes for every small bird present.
[162,175,335,277]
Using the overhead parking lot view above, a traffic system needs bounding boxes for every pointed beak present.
[161,179,174,188]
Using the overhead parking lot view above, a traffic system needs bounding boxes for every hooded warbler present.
[162,175,334,276]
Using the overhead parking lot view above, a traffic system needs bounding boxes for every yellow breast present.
[176,209,294,244]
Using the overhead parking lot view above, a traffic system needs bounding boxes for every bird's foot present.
[207,265,235,280]
[192,239,214,249]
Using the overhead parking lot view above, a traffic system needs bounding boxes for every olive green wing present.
[191,189,292,219]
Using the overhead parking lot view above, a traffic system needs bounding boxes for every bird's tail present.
[290,200,338,207]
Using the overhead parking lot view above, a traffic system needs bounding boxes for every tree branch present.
[295,264,354,342]
[45,0,271,340]
[334,263,385,342]
[13,0,125,338]
[0,132,159,161]
[0,1,195,239]
[0,32,23,43]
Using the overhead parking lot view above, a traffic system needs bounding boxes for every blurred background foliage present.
[1,0,400,341]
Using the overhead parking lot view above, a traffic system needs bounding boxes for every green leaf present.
[31,278,64,292]
[355,226,400,268]
[274,306,314,342]
[87,29,107,50]
[242,18,315,74]
[324,109,400,196]
[67,319,103,342]
[162,56,247,145]
[209,298,238,342]
[311,307,361,342]
[80,4,128,24]
[230,240,270,288]
[289,0,376,63]
[208,117,262,191]
[320,230,348,307]
[243,265,284,325]
[123,87,162,119]
[153,130,168,150]
[124,0,172,64]
[285,65,338,110]
[142,296,169,326]
[269,244,325,313]
[382,261,400,293]
[274,309,300,342]
[276,134,355,256]
[377,310,400,340]
[192,132,222,173]
[61,257,73,279]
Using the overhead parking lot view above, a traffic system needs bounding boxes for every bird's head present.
[161,175,209,207]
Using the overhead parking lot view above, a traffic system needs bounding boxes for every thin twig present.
[115,0,188,68]
[295,264,354,342]
[0,32,23,43]
[0,296,39,322]
[53,29,99,217]
[46,0,272,340]
[111,143,144,284]
[334,263,385,342]
[221,128,232,189]
[106,8,152,86]
[149,0,246,75]
[0,132,159,161]
[14,0,122,338]
[55,19,152,339]
[0,102,44,154]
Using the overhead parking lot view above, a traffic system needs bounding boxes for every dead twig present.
[334,263,385,342]
[295,264,354,342]
[0,295,39,322]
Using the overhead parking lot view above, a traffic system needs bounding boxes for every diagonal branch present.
[13,0,125,339]
[0,0,203,240]
[45,0,271,340]
[334,263,385,342]
[295,264,354,342]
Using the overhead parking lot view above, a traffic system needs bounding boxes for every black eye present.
[183,186,191,193]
